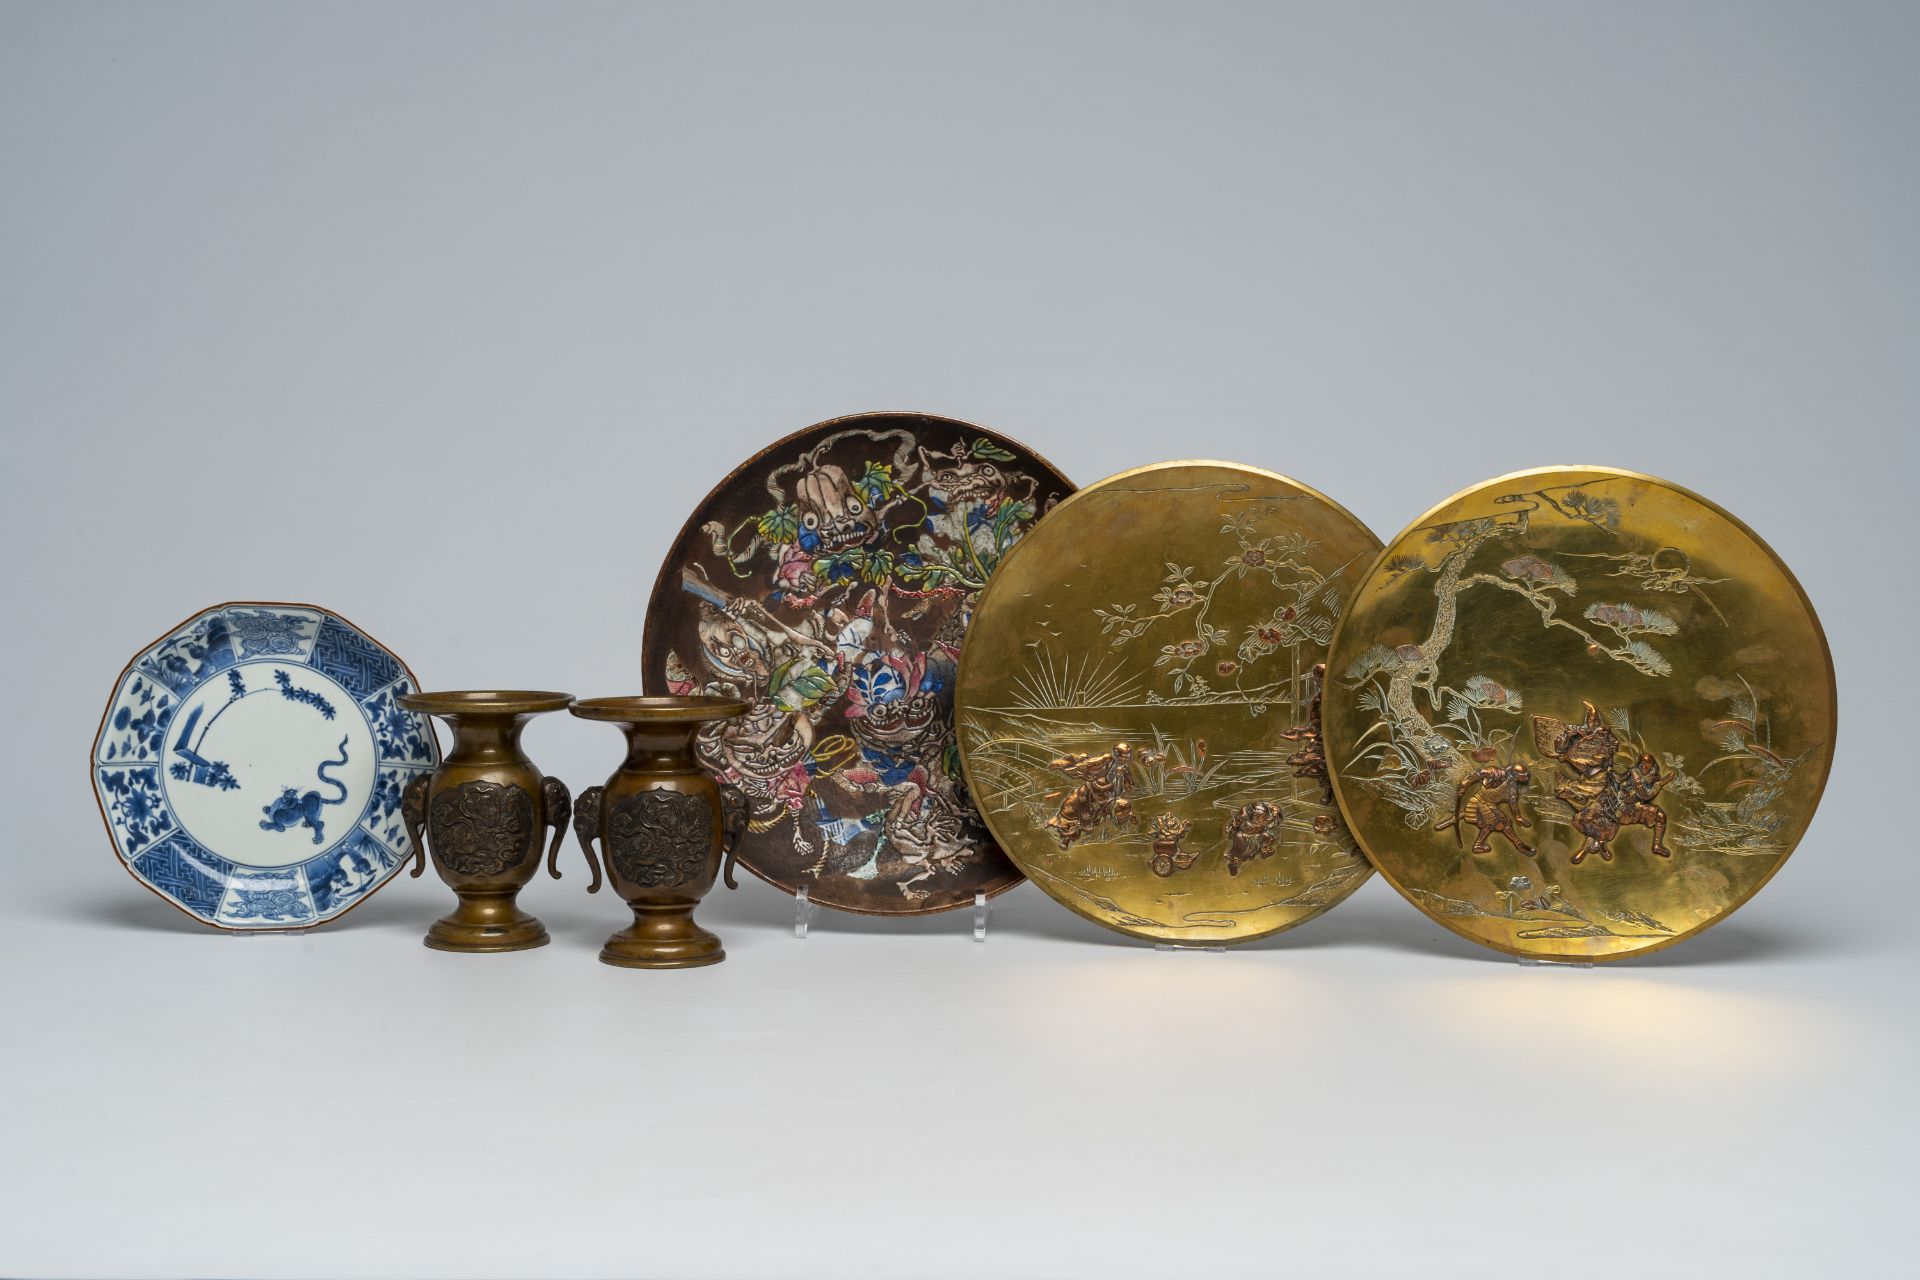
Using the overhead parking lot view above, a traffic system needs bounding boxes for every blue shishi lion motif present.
[259,735,352,844]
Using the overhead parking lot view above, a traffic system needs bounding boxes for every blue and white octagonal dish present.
[92,602,440,930]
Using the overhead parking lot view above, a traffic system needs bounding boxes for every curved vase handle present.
[402,773,432,878]
[719,782,750,891]
[571,785,605,894]
[541,776,574,880]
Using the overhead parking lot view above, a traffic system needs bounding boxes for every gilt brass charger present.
[955,462,1380,944]
[642,411,1072,915]
[1322,466,1835,962]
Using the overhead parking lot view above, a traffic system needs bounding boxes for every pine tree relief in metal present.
[430,780,535,877]
[607,790,712,888]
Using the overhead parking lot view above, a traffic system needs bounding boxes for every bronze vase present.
[397,690,575,953]
[569,695,749,969]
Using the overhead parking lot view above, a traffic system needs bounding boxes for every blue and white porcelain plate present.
[92,603,440,930]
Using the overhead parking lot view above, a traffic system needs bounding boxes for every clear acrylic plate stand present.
[1153,942,1227,954]
[794,888,990,942]
[1516,955,1594,970]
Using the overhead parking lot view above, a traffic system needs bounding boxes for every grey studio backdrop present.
[1,3,1914,1278]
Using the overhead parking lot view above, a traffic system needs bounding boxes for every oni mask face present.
[853,689,941,750]
[698,613,769,683]
[919,444,1005,505]
[794,463,875,553]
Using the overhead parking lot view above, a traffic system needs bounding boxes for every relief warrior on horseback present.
[1531,702,1673,865]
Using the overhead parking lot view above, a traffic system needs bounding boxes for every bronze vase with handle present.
[569,695,749,968]
[398,690,575,952]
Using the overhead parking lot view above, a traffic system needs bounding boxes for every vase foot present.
[598,917,725,969]
[424,905,550,953]
[598,946,724,969]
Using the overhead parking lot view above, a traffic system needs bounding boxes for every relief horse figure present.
[1532,703,1673,864]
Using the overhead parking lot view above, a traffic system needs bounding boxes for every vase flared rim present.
[569,695,749,724]
[398,690,574,716]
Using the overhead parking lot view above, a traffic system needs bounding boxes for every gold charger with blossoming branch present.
[955,462,1381,944]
